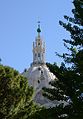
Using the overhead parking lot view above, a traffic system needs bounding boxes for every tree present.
[0,65,37,119]
[43,0,83,118]
[58,0,83,97]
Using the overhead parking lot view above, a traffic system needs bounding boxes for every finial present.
[37,21,41,33]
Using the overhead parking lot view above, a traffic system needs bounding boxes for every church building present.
[22,22,58,107]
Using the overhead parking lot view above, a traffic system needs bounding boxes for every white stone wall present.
[22,64,58,107]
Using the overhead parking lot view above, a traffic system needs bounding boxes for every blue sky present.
[0,0,74,72]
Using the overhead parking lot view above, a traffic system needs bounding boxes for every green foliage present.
[0,65,37,119]
[43,63,66,101]
[30,105,71,119]
[0,1,83,119]
[73,0,83,25]
[59,0,83,66]
[42,0,83,119]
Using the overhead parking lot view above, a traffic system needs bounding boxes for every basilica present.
[22,23,58,107]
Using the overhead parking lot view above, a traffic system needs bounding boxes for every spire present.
[32,22,45,65]
[37,21,41,37]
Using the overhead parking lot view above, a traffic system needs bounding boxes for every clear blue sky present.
[0,0,74,72]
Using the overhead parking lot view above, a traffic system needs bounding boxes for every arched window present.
[38,53,40,57]
[38,42,40,46]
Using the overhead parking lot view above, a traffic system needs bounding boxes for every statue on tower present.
[37,21,41,34]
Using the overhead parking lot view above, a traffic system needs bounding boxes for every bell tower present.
[32,22,45,65]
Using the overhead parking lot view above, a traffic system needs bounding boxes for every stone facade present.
[33,35,45,65]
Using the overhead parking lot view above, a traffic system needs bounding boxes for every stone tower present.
[22,23,58,107]
[32,22,45,65]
